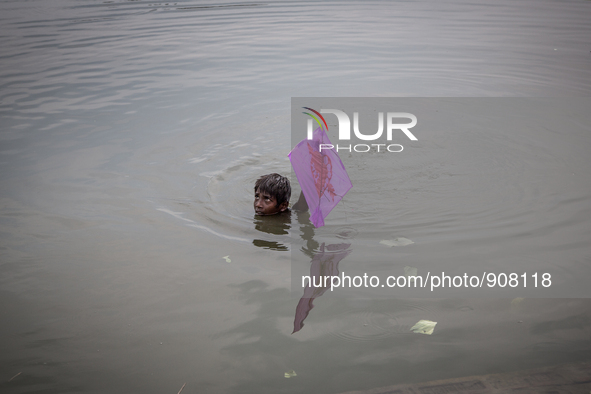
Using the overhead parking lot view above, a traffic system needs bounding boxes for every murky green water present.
[1,0,590,393]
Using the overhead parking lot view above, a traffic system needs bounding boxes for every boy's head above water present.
[254,173,291,216]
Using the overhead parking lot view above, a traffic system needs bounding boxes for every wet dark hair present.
[254,173,291,207]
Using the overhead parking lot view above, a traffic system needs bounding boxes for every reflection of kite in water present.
[293,243,351,334]
[289,115,352,227]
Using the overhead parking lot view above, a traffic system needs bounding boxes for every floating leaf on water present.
[404,266,418,282]
[410,320,437,335]
[222,255,231,263]
[284,370,297,378]
[379,238,414,247]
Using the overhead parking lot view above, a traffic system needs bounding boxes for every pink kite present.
[288,126,352,227]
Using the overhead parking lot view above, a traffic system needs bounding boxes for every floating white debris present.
[222,255,231,263]
[284,370,297,378]
[380,238,414,247]
[410,320,437,335]
[404,266,418,282]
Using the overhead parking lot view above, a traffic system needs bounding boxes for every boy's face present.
[254,188,288,216]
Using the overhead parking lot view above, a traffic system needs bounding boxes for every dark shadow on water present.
[252,239,288,251]
[253,212,291,236]
[252,211,291,251]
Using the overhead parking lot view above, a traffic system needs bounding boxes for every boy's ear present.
[278,201,289,212]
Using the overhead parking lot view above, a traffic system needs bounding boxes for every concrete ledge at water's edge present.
[339,362,591,394]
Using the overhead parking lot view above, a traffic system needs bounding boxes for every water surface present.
[1,0,591,393]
